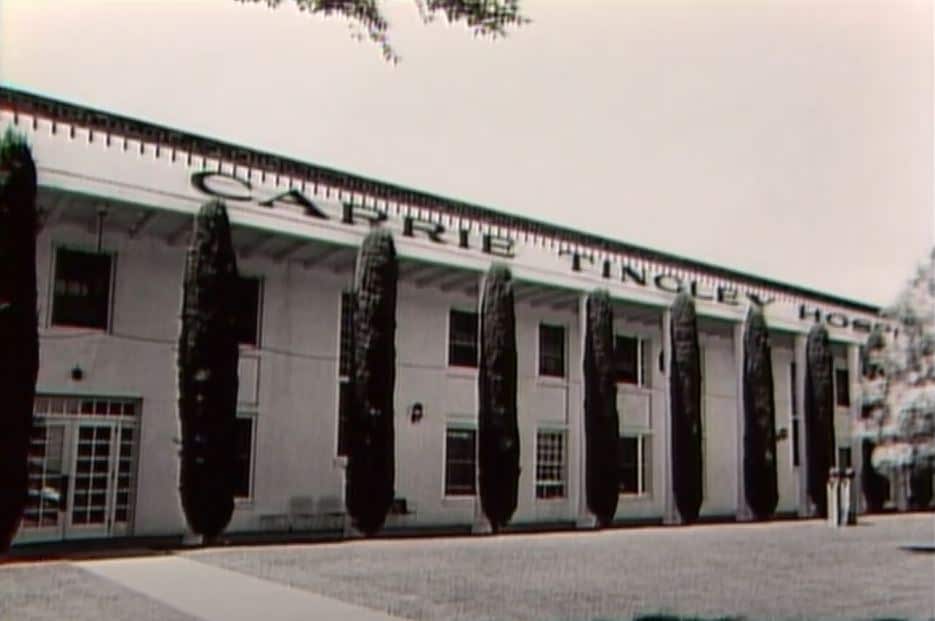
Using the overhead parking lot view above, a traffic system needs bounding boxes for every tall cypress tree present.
[345,228,397,536]
[583,289,619,527]
[670,292,703,524]
[478,263,520,532]
[805,323,835,517]
[742,305,778,520]
[0,129,39,552]
[177,199,240,541]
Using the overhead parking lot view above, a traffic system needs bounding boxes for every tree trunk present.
[0,129,39,552]
[478,263,520,531]
[346,228,397,536]
[177,199,240,541]
[583,289,619,527]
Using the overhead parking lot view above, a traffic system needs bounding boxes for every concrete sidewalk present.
[76,556,405,621]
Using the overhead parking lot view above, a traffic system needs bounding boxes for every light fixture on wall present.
[410,402,424,424]
[776,427,789,442]
[70,365,84,381]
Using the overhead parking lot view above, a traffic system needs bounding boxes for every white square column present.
[794,333,812,517]
[575,292,596,528]
[661,307,678,524]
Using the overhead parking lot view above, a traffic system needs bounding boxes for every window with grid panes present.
[535,430,566,499]
[448,309,479,367]
[445,427,476,496]
[538,323,565,377]
[51,248,113,329]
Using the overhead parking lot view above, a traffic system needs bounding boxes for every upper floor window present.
[448,309,479,368]
[51,248,113,330]
[835,367,850,408]
[615,335,648,386]
[539,323,566,378]
[235,276,262,347]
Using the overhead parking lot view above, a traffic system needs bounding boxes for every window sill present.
[441,495,475,506]
[333,456,348,469]
[534,496,568,502]
[619,493,652,501]
[234,497,255,509]
[446,368,478,379]
[535,376,568,388]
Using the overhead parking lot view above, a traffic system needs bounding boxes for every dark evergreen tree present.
[345,228,397,535]
[583,289,619,527]
[805,324,835,517]
[177,199,240,541]
[908,463,933,509]
[0,129,39,552]
[670,292,703,524]
[742,305,779,520]
[860,439,889,512]
[478,263,520,532]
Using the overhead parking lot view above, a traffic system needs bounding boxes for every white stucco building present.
[1,87,886,545]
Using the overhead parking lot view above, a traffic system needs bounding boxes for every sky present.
[0,0,932,308]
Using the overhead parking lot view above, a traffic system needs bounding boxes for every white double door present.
[19,417,137,543]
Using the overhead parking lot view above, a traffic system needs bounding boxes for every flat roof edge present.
[0,84,880,315]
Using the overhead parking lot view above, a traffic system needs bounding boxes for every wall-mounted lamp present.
[410,402,424,424]
[70,365,84,381]
[776,427,789,442]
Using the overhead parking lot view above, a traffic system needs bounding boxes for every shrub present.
[742,305,778,520]
[478,263,520,531]
[805,323,835,517]
[345,228,397,535]
[583,289,619,527]
[670,292,703,524]
[0,129,39,552]
[177,199,240,541]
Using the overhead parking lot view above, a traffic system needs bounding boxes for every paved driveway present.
[2,514,933,621]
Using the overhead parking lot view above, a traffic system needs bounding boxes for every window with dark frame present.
[539,323,565,377]
[619,436,639,494]
[835,368,850,407]
[51,248,113,330]
[615,335,640,385]
[235,276,262,347]
[233,416,255,499]
[337,291,355,457]
[791,362,799,467]
[448,309,479,368]
[444,427,476,496]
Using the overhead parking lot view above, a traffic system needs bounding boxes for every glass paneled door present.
[15,395,139,544]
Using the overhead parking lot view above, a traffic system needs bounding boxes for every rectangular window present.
[51,248,113,330]
[619,435,651,496]
[535,430,566,499]
[235,276,262,347]
[337,292,354,457]
[337,380,351,457]
[835,368,850,408]
[234,416,255,499]
[448,309,479,368]
[539,323,566,378]
[444,427,476,496]
[615,335,650,386]
[339,291,354,377]
[791,362,800,467]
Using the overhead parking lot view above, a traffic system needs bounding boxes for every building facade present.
[1,88,886,544]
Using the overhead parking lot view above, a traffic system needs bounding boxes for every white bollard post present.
[827,467,841,527]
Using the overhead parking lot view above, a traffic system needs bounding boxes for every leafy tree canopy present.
[239,0,528,61]
[859,248,935,470]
